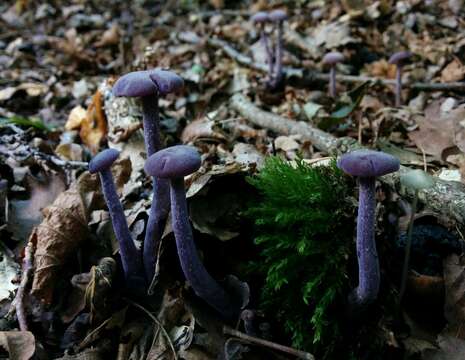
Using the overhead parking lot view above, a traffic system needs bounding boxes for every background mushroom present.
[322,52,345,97]
[388,51,412,107]
[337,150,400,310]
[269,9,288,89]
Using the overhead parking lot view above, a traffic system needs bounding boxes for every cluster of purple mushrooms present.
[89,28,403,320]
[252,10,412,105]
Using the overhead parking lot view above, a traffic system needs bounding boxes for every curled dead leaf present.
[80,91,108,154]
[31,159,131,303]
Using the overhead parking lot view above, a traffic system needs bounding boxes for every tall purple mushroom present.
[89,149,146,291]
[251,11,273,82]
[388,51,412,107]
[322,52,345,97]
[269,9,288,89]
[113,69,184,284]
[144,145,241,319]
[337,150,400,309]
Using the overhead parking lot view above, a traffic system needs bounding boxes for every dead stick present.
[230,93,465,230]
[223,326,315,360]
[179,34,465,93]
[11,239,36,331]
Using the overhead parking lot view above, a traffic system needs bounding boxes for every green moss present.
[246,157,355,357]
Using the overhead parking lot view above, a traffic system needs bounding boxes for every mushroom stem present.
[170,177,238,319]
[395,66,402,107]
[350,177,380,307]
[260,28,274,79]
[141,96,171,284]
[141,95,162,155]
[99,170,146,290]
[329,66,336,98]
[272,21,284,88]
[399,191,418,302]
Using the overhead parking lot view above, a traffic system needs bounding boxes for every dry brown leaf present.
[408,101,465,160]
[80,91,108,154]
[441,58,465,83]
[95,23,120,47]
[181,119,227,144]
[364,59,396,78]
[31,159,131,303]
[0,331,35,360]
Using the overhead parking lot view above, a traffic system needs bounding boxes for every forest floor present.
[1,0,465,359]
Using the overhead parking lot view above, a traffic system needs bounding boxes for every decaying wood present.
[230,93,465,231]
[179,33,465,93]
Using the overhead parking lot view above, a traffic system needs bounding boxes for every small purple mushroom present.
[269,9,288,89]
[113,69,184,284]
[144,145,241,319]
[388,51,412,107]
[337,150,399,309]
[89,149,146,291]
[251,11,273,80]
[322,52,345,97]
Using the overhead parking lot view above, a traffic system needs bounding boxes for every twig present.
[124,298,178,360]
[11,239,36,331]
[179,33,465,93]
[223,326,315,360]
[230,93,465,230]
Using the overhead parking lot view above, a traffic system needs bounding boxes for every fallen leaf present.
[0,331,35,360]
[443,254,465,339]
[408,101,465,160]
[274,135,300,152]
[65,105,87,131]
[31,159,131,303]
[423,335,465,360]
[441,58,465,83]
[181,119,227,144]
[80,91,107,154]
[0,244,20,302]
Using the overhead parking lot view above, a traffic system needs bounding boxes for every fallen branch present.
[230,93,465,230]
[223,326,315,360]
[10,239,36,331]
[179,33,465,93]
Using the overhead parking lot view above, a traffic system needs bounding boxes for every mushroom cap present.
[251,11,269,24]
[400,169,434,190]
[112,70,158,97]
[337,149,400,177]
[269,9,287,22]
[144,145,201,179]
[388,51,412,65]
[322,51,345,66]
[149,69,184,96]
[89,148,120,173]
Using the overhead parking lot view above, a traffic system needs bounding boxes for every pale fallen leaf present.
[65,105,87,131]
[423,335,465,360]
[0,331,35,360]
[441,58,465,82]
[274,135,300,152]
[0,244,20,302]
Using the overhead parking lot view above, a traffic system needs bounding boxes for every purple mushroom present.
[322,52,345,97]
[89,149,146,291]
[113,69,184,284]
[388,51,412,107]
[144,145,241,319]
[269,9,288,89]
[337,150,400,309]
[251,11,273,81]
